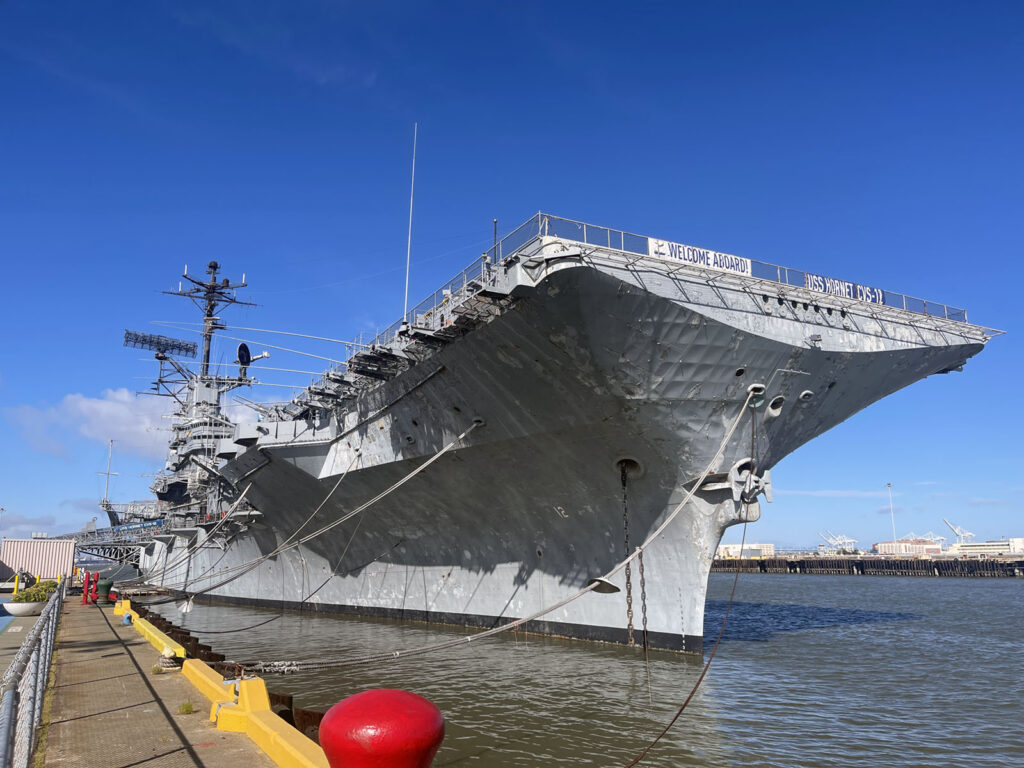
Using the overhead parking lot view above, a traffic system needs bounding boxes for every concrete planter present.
[4,601,45,617]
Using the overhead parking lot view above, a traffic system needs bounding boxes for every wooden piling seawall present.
[711,557,1024,577]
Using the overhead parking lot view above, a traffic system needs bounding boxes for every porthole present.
[765,394,786,421]
[735,367,746,377]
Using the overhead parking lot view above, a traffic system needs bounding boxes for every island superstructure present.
[125,213,997,654]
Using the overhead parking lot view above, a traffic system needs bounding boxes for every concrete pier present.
[41,600,274,768]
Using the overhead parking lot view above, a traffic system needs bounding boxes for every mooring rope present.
[117,485,252,589]
[148,448,362,595]
[623,384,761,766]
[139,421,479,614]
[177,614,283,634]
[623,516,750,767]
[236,390,756,674]
[184,420,478,593]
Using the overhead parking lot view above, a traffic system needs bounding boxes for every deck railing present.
[531,214,968,322]
[0,582,65,768]
[297,212,972,405]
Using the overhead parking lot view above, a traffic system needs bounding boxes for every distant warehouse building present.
[0,537,75,580]
[946,538,1024,557]
[716,542,775,559]
[873,538,943,556]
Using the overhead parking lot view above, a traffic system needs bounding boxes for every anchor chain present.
[638,549,649,650]
[622,466,635,646]
[638,547,652,704]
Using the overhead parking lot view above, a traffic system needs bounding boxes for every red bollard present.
[318,689,445,768]
[81,571,92,604]
[89,572,99,604]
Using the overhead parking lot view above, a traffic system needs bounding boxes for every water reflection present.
[160,602,727,766]
[149,574,1023,767]
[705,600,918,643]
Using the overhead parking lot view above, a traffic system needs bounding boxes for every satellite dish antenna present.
[237,343,252,378]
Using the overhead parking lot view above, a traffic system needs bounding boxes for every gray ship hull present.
[139,244,986,654]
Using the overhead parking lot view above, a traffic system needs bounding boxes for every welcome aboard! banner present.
[648,238,752,276]
[647,237,884,306]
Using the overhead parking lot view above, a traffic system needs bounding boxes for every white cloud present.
[222,400,260,424]
[172,6,378,88]
[0,512,57,538]
[968,498,1009,507]
[5,388,173,460]
[59,498,102,516]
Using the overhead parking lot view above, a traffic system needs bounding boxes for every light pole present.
[886,483,897,556]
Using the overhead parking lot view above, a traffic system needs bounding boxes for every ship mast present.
[123,262,257,524]
[97,439,120,527]
[164,261,255,378]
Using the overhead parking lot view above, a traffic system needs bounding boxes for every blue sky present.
[0,1,1020,549]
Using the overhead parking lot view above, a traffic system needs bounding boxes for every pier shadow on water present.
[703,600,918,643]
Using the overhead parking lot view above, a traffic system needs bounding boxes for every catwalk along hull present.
[139,230,989,654]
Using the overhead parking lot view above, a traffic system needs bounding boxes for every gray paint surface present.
[139,234,991,653]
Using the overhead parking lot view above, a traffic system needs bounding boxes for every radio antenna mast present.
[163,261,256,377]
[403,122,418,320]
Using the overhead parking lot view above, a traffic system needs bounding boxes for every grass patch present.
[177,701,195,715]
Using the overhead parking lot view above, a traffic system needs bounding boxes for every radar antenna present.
[163,261,256,377]
[120,262,263,526]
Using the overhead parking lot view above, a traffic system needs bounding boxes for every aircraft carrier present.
[127,213,997,654]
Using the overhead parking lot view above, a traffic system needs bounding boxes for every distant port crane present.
[943,518,976,546]
[818,530,858,553]
[917,531,947,548]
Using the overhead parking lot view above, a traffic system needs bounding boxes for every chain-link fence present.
[0,583,64,768]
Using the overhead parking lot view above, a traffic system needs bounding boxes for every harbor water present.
[153,574,1022,767]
